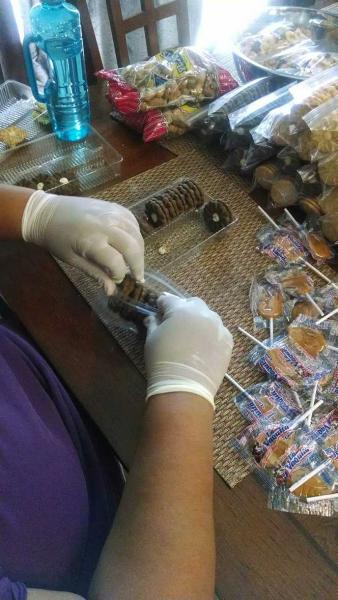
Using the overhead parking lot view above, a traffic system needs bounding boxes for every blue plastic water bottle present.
[23,0,90,141]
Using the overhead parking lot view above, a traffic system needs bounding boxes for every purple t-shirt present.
[0,322,124,598]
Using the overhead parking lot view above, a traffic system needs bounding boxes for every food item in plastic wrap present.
[303,96,338,159]
[298,197,323,217]
[254,160,281,190]
[224,83,293,151]
[236,141,278,176]
[203,199,232,232]
[276,146,304,174]
[290,65,338,126]
[108,273,159,327]
[234,380,302,424]
[97,47,238,114]
[253,101,294,147]
[310,409,338,462]
[142,178,205,229]
[316,284,338,316]
[250,278,284,331]
[320,211,338,242]
[15,171,81,195]
[257,227,307,266]
[274,440,335,498]
[249,334,332,390]
[318,187,338,213]
[0,125,28,148]
[291,299,321,320]
[270,175,299,207]
[195,77,280,141]
[236,419,300,470]
[288,315,338,359]
[265,40,338,79]
[303,229,334,262]
[266,266,314,297]
[318,152,338,186]
[239,22,310,63]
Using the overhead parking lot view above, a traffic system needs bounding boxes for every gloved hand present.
[22,190,144,295]
[145,294,233,408]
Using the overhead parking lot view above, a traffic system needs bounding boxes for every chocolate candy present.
[203,199,232,232]
[144,178,204,228]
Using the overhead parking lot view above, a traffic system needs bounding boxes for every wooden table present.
[0,86,337,600]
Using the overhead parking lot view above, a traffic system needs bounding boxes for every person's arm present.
[89,295,233,600]
[0,185,31,239]
[0,184,144,294]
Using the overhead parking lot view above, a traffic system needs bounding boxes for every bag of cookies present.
[234,380,302,424]
[303,96,338,160]
[317,151,338,187]
[252,101,295,147]
[97,47,238,115]
[224,82,294,151]
[289,64,338,129]
[194,76,280,142]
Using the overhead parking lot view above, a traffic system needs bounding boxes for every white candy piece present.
[59,177,69,185]
[158,246,167,255]
[37,182,44,190]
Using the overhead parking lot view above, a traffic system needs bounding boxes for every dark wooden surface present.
[0,85,337,600]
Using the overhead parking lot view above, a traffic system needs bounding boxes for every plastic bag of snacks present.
[289,65,338,129]
[320,210,338,243]
[264,39,338,79]
[224,140,278,176]
[303,96,338,160]
[252,101,294,147]
[224,82,294,151]
[193,77,280,142]
[97,47,238,115]
[240,21,310,64]
[318,187,338,213]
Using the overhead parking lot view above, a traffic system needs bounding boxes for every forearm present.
[90,393,215,600]
[0,184,32,240]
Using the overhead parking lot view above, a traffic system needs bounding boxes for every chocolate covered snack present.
[203,199,232,232]
[109,274,159,326]
[145,178,205,228]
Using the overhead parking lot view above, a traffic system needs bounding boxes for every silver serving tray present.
[233,6,338,82]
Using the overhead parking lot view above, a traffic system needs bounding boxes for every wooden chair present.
[104,0,190,67]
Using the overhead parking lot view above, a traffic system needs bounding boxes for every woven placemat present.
[58,148,337,487]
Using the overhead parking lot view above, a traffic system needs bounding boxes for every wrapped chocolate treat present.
[234,380,302,424]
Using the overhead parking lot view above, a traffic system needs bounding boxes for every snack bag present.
[290,65,338,128]
[320,210,338,243]
[250,277,285,332]
[239,21,310,63]
[257,226,308,267]
[249,334,333,390]
[318,187,338,214]
[234,380,302,424]
[318,151,338,187]
[303,96,338,160]
[252,100,294,147]
[97,47,238,115]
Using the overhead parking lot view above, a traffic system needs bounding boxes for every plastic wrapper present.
[277,146,305,173]
[97,47,238,115]
[301,223,334,263]
[234,380,302,424]
[316,284,338,316]
[253,159,283,191]
[265,266,314,298]
[252,101,294,147]
[228,140,278,176]
[287,315,338,360]
[289,65,338,129]
[194,77,281,142]
[320,210,338,243]
[317,151,338,186]
[302,96,338,161]
[286,297,323,321]
[318,186,338,213]
[250,277,285,332]
[264,39,338,79]
[257,226,308,267]
[249,334,333,390]
[239,21,311,64]
[224,82,294,151]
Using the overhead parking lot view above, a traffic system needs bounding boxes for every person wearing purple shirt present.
[0,184,233,600]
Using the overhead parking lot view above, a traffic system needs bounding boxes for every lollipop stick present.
[224,373,257,403]
[292,390,303,410]
[237,327,268,350]
[307,381,319,427]
[269,318,274,344]
[305,293,324,317]
[289,458,331,494]
[306,492,338,503]
[317,308,338,324]
[327,345,338,353]
[291,398,323,429]
[257,206,280,230]
[284,208,300,229]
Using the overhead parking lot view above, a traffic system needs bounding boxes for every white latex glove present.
[145,294,233,408]
[22,190,144,295]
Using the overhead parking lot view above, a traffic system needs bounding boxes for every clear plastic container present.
[0,80,49,151]
[129,183,237,269]
[0,125,123,194]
